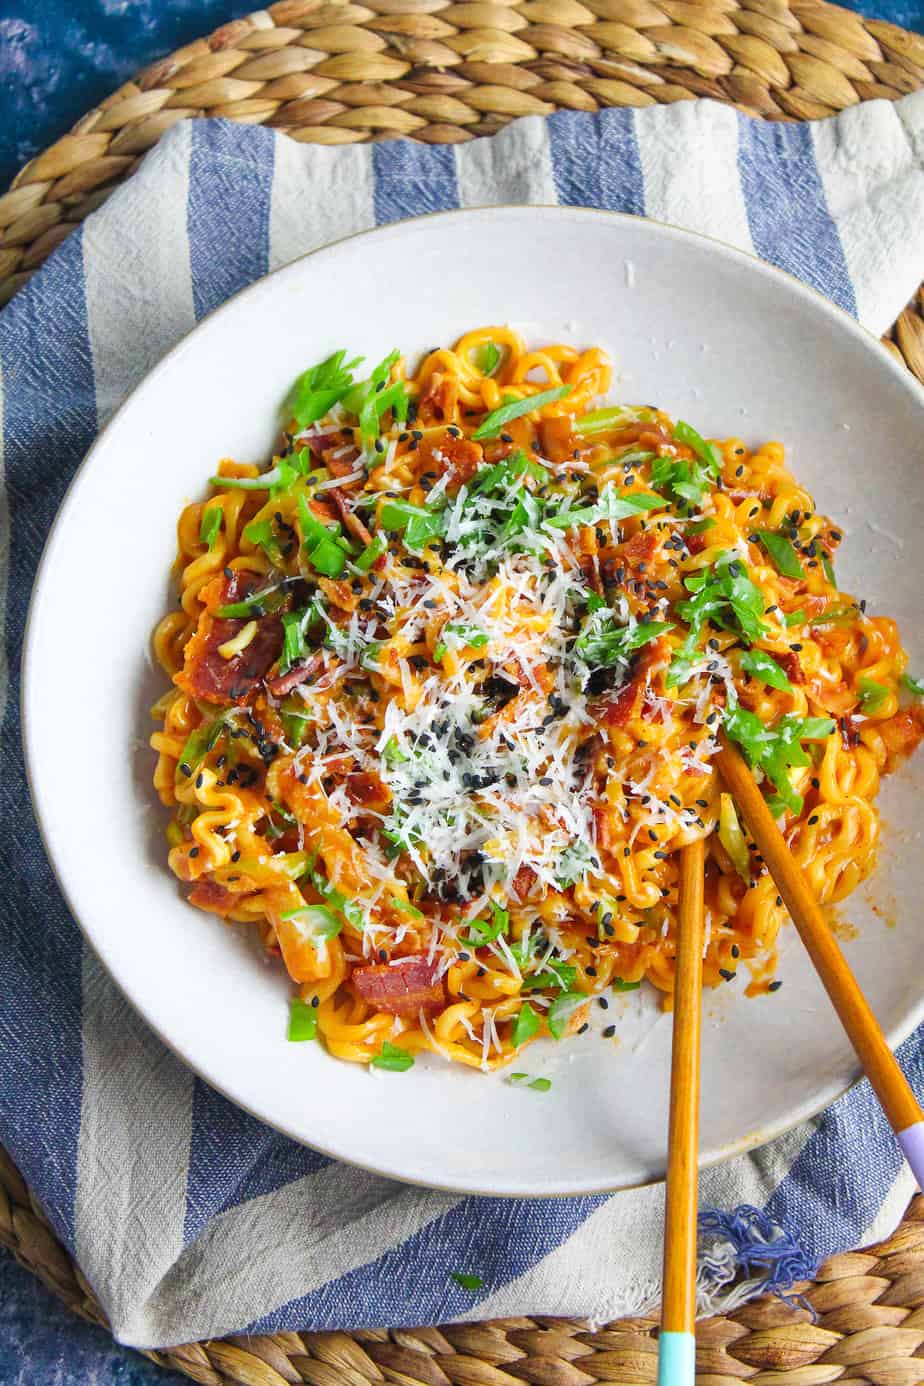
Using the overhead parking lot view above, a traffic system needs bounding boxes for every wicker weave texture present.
[3,3,924,1380]
[4,1145,924,1386]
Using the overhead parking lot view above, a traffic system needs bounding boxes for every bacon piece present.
[351,954,445,1015]
[329,486,373,545]
[774,651,805,685]
[540,415,578,464]
[345,772,391,809]
[189,879,237,918]
[177,599,284,706]
[265,651,324,698]
[620,528,659,574]
[416,372,455,425]
[808,678,857,716]
[877,706,924,774]
[511,865,537,900]
[418,431,483,487]
[308,496,338,524]
[611,423,673,450]
[595,676,642,727]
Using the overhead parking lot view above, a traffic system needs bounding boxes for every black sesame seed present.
[768,980,783,992]
[602,1025,616,1038]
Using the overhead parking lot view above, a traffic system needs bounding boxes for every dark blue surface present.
[1,1,922,1383]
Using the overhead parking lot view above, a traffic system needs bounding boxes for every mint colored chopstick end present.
[657,1330,696,1386]
[898,1121,924,1190]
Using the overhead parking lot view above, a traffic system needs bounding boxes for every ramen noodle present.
[150,328,924,1073]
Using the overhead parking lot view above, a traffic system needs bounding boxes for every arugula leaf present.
[288,349,363,428]
[902,673,924,698]
[740,649,793,692]
[288,998,318,1042]
[547,991,587,1040]
[472,385,572,440]
[511,1002,540,1047]
[544,486,665,531]
[667,552,767,687]
[200,505,222,549]
[371,1041,414,1072]
[755,530,804,580]
[575,615,672,671]
[723,705,835,815]
[858,676,889,713]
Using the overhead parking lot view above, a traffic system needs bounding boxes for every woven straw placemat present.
[3,2,924,1380]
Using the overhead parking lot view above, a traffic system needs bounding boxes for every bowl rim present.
[20,204,924,1197]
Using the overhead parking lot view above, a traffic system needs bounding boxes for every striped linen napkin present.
[2,94,924,1350]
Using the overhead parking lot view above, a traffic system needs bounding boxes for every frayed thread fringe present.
[695,1204,817,1317]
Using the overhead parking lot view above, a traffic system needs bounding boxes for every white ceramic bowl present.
[23,207,924,1196]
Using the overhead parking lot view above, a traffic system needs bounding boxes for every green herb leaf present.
[686,517,717,535]
[810,604,860,626]
[200,505,223,549]
[723,706,835,815]
[575,615,672,671]
[755,530,804,580]
[451,1273,484,1290]
[464,901,509,947]
[355,533,387,571]
[667,552,767,688]
[383,736,409,766]
[288,998,318,1042]
[280,903,343,942]
[547,990,587,1040]
[371,1040,414,1072]
[520,961,577,992]
[472,385,572,440]
[472,342,501,375]
[511,1002,540,1047]
[528,1076,552,1091]
[544,486,665,531]
[574,405,655,436]
[612,978,641,992]
[740,649,793,692]
[858,676,889,713]
[288,349,364,428]
[673,420,725,477]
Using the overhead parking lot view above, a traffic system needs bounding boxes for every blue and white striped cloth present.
[2,95,924,1350]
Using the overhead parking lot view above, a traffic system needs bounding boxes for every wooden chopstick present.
[716,734,924,1187]
[658,836,706,1386]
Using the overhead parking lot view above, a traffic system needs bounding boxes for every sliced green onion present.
[754,530,804,580]
[673,420,724,476]
[547,990,587,1040]
[545,489,665,531]
[176,715,227,784]
[383,736,409,766]
[200,505,223,549]
[355,534,387,571]
[718,792,750,878]
[280,903,343,942]
[858,676,889,713]
[784,609,806,628]
[810,604,860,625]
[612,978,641,992]
[308,536,347,577]
[472,385,572,440]
[527,1077,552,1092]
[520,961,577,992]
[288,998,319,1042]
[740,649,793,692]
[371,1040,414,1072]
[902,673,924,697]
[288,349,364,428]
[464,901,509,947]
[391,895,424,918]
[574,405,654,436]
[210,469,279,491]
[511,1002,539,1048]
[451,1272,484,1290]
[821,552,837,586]
[686,517,717,535]
[472,342,501,375]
